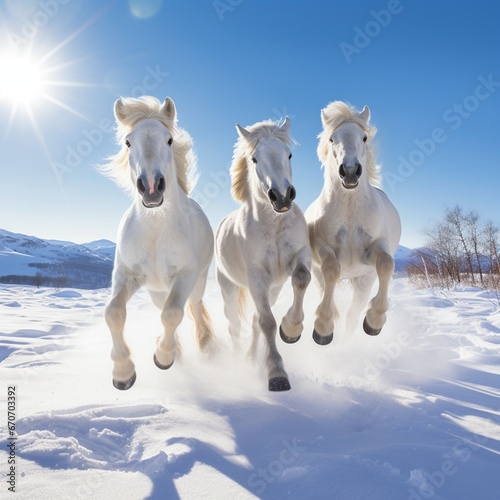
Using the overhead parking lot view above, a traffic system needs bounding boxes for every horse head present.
[113,97,178,208]
[235,117,296,213]
[320,103,377,190]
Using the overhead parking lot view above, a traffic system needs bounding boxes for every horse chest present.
[252,224,292,276]
[118,226,188,286]
[330,223,373,271]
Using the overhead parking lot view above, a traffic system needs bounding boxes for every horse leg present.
[363,247,395,335]
[249,276,290,391]
[217,269,243,351]
[248,312,260,361]
[104,275,139,390]
[346,273,376,334]
[154,275,195,370]
[280,250,311,344]
[250,285,280,358]
[189,269,216,354]
[313,246,340,345]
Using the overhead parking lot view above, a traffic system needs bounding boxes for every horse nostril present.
[288,186,296,201]
[137,178,146,194]
[339,164,346,179]
[268,189,278,203]
[157,176,165,193]
[356,163,362,177]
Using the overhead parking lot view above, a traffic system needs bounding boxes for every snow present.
[1,278,500,499]
[50,290,83,298]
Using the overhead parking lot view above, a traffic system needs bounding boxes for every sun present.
[0,55,43,105]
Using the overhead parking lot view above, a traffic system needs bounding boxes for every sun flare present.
[0,55,43,104]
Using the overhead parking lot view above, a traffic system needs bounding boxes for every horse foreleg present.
[104,275,139,390]
[346,273,376,334]
[313,246,340,345]
[249,276,290,391]
[364,248,395,336]
[217,270,243,351]
[280,251,311,344]
[154,275,194,370]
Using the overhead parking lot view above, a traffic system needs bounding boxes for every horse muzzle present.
[268,186,296,213]
[137,174,165,208]
[339,163,362,190]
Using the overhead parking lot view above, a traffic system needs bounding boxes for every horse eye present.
[251,156,257,164]
[363,135,367,143]
[168,137,173,146]
[329,138,333,143]
[125,139,131,148]
[288,153,292,160]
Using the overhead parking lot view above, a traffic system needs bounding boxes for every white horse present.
[305,101,401,344]
[216,118,311,391]
[102,96,214,390]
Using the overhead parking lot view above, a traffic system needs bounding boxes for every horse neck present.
[243,167,277,219]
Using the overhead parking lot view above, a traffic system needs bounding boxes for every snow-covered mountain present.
[0,228,418,288]
[393,244,414,273]
[0,229,115,289]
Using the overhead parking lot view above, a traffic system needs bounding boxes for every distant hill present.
[0,228,418,289]
[0,229,115,289]
[393,245,421,274]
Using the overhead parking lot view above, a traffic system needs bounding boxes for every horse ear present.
[236,124,251,140]
[114,99,127,123]
[320,109,328,128]
[279,116,291,133]
[359,105,370,123]
[162,97,176,120]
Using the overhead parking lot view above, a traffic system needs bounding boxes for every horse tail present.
[238,288,247,319]
[189,301,215,352]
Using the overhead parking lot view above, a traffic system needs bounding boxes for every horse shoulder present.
[373,189,401,240]
[280,208,309,248]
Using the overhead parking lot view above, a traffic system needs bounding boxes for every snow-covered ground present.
[1,278,499,499]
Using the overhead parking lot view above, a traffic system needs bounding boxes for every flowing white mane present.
[101,96,196,194]
[230,119,296,202]
[317,101,381,187]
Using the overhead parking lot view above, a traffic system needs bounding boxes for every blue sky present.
[0,0,499,248]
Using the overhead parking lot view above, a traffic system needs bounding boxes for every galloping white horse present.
[216,118,311,391]
[306,101,401,344]
[102,96,214,390]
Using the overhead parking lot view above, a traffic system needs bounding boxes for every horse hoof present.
[279,326,301,344]
[153,354,174,370]
[268,376,291,392]
[312,329,333,345]
[113,372,136,391]
[363,317,382,336]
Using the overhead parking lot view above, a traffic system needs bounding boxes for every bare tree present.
[445,206,475,284]
[424,217,462,286]
[484,220,500,291]
[464,210,484,286]
[415,206,499,293]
